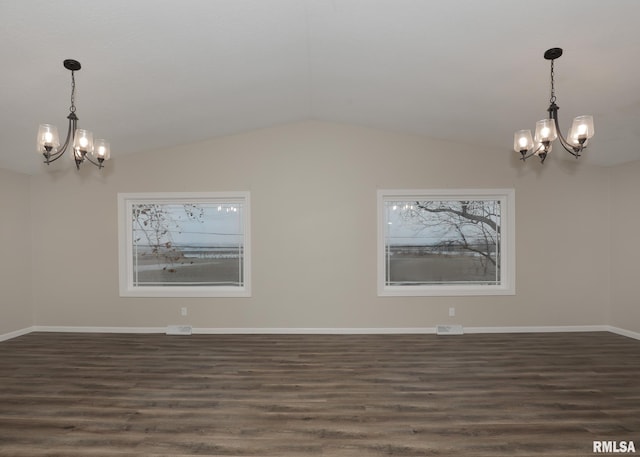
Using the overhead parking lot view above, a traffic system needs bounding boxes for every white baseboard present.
[35,327,437,335]
[606,325,640,341]
[33,326,166,334]
[192,327,437,334]
[0,326,35,342]
[1,325,638,341]
[464,325,610,334]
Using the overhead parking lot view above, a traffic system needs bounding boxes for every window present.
[378,189,515,296]
[118,192,250,297]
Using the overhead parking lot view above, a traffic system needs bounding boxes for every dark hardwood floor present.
[0,331,638,456]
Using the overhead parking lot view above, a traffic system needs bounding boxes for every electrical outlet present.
[181,307,188,317]
[449,307,456,317]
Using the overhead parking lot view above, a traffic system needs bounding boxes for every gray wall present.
[23,121,613,331]
[0,167,32,336]
[610,159,640,333]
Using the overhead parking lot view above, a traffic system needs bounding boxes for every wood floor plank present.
[0,332,639,456]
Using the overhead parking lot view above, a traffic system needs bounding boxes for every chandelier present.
[37,59,110,169]
[514,48,594,163]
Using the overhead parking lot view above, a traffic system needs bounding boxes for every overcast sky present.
[133,203,243,247]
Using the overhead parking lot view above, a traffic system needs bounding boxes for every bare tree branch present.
[416,202,499,234]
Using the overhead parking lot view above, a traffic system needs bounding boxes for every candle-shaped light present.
[73,129,94,157]
[568,115,595,146]
[37,124,60,156]
[534,119,557,145]
[514,130,533,153]
[93,139,111,162]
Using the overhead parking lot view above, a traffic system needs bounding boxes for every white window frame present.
[118,192,251,298]
[377,188,515,296]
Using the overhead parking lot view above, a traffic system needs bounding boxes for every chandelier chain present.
[69,71,76,113]
[549,59,556,104]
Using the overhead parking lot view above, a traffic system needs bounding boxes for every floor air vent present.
[166,325,193,336]
[436,325,464,335]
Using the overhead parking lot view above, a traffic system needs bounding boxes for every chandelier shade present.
[514,48,594,163]
[514,129,533,152]
[36,124,61,153]
[37,59,110,170]
[569,115,595,146]
[534,118,557,145]
[94,139,111,161]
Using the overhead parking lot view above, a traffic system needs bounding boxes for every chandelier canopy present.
[514,48,594,164]
[37,59,110,170]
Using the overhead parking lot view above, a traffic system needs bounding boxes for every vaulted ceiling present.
[2,0,640,174]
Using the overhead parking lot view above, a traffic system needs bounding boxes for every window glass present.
[378,189,514,296]
[119,193,250,297]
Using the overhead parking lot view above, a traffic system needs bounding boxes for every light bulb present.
[37,124,60,155]
[514,130,533,153]
[92,139,110,160]
[535,119,557,144]
[73,129,94,155]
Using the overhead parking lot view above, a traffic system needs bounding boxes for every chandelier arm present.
[538,152,548,164]
[549,110,581,158]
[43,114,78,163]
[519,143,545,161]
[555,130,581,157]
[61,113,78,154]
[84,154,105,169]
[43,151,66,164]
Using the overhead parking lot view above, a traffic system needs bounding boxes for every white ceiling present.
[2,0,640,174]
